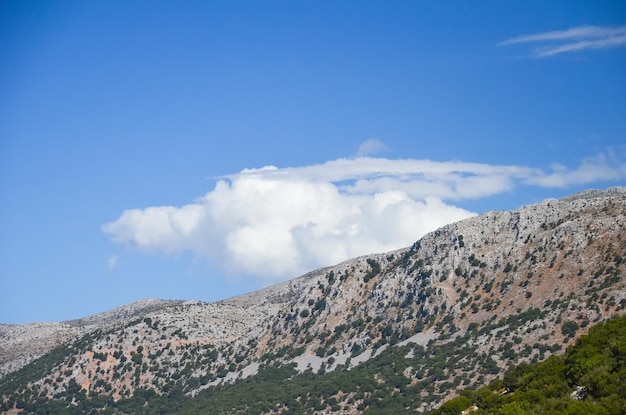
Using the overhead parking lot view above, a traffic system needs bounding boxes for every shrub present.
[364,259,381,282]
[561,321,579,338]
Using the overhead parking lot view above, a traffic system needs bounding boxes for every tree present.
[561,321,579,338]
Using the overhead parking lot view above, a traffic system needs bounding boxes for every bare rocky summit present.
[1,187,625,414]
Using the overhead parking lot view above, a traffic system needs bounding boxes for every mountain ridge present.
[1,186,625,414]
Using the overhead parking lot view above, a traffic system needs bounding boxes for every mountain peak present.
[1,187,625,413]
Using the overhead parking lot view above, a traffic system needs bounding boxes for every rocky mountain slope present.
[0,299,194,379]
[1,187,625,414]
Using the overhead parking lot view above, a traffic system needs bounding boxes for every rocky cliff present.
[1,187,625,414]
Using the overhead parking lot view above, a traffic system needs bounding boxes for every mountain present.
[1,187,625,414]
[431,314,626,414]
[0,299,185,379]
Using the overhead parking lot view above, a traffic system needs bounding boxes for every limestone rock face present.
[1,187,625,413]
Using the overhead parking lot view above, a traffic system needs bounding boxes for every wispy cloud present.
[103,150,626,282]
[499,25,626,57]
[527,147,626,187]
[356,138,388,157]
[107,254,119,270]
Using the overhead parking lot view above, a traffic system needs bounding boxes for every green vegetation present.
[1,203,624,415]
[0,316,626,415]
[0,328,507,414]
[364,258,381,282]
[432,314,626,415]
[4,308,624,415]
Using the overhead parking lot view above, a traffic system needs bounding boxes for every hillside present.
[432,314,626,414]
[1,187,625,414]
[0,299,185,379]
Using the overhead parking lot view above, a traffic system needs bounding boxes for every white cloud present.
[499,25,626,45]
[107,255,119,270]
[527,149,626,187]
[103,152,626,282]
[356,139,388,157]
[499,24,626,57]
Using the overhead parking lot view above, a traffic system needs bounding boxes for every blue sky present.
[1,1,625,324]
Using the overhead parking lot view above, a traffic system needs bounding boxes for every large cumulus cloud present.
[103,152,626,282]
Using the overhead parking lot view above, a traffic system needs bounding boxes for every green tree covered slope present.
[433,314,626,415]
